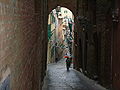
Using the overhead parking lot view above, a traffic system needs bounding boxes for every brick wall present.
[0,0,40,90]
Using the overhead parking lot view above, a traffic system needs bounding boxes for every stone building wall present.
[34,0,48,89]
[75,0,113,89]
[96,0,113,88]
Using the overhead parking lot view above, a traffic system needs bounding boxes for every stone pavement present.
[42,59,107,90]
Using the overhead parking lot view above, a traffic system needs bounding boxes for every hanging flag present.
[48,24,53,40]
[68,23,72,32]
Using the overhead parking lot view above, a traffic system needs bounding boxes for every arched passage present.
[0,0,117,90]
[47,6,74,64]
[0,0,115,90]
[47,0,81,71]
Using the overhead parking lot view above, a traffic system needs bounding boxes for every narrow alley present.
[0,0,120,90]
[42,59,106,90]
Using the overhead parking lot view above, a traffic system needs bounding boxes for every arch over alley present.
[48,0,77,15]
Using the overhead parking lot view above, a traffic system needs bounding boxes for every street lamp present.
[56,6,61,12]
[56,6,61,17]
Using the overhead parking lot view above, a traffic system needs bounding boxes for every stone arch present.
[48,0,77,15]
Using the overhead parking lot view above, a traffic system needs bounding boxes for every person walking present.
[66,57,72,71]
[64,53,72,71]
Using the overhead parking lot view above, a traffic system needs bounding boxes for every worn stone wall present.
[96,0,113,88]
[34,0,48,89]
[75,0,113,89]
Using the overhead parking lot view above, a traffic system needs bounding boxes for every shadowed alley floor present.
[42,59,107,90]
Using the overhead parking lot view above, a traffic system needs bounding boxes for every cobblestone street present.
[42,59,107,90]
